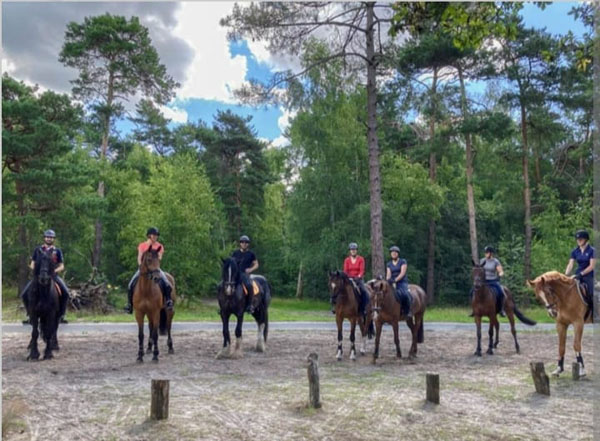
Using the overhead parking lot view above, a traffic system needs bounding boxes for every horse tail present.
[417,319,424,343]
[159,308,168,335]
[514,304,536,326]
[367,319,374,339]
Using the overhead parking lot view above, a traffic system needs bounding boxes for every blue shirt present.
[32,245,63,265]
[571,245,595,277]
[387,259,407,283]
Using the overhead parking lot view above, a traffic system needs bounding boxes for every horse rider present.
[479,246,506,317]
[124,227,173,314]
[231,235,259,312]
[21,229,70,324]
[565,230,595,311]
[343,242,370,321]
[386,246,412,318]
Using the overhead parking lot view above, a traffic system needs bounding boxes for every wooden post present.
[426,373,439,404]
[530,362,550,396]
[307,353,321,409]
[151,379,170,420]
[572,362,581,381]
[296,262,303,300]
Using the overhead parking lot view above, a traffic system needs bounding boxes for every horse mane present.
[533,271,573,286]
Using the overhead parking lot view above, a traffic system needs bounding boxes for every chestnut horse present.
[527,271,592,377]
[470,262,536,356]
[133,245,176,362]
[328,271,373,361]
[367,278,426,363]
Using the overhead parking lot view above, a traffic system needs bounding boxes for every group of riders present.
[21,227,595,322]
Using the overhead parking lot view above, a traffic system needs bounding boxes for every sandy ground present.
[2,323,596,441]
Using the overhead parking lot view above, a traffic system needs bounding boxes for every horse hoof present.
[486,349,494,355]
[137,357,143,363]
[168,348,174,355]
[474,351,482,357]
[27,354,40,362]
[43,354,53,360]
[515,347,520,354]
[494,343,499,348]
[350,352,356,361]
[152,357,159,363]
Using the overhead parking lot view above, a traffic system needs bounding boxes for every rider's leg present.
[358,279,368,319]
[125,270,139,314]
[158,270,174,311]
[55,276,70,323]
[492,282,505,317]
[241,273,252,312]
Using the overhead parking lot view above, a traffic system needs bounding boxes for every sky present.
[2,2,586,147]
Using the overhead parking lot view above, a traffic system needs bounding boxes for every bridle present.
[329,276,348,306]
[223,261,238,296]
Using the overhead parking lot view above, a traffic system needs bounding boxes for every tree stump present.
[426,373,439,404]
[150,379,170,420]
[572,362,581,381]
[307,353,321,409]
[530,362,550,395]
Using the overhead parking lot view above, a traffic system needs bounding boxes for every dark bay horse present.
[217,258,271,358]
[368,279,426,363]
[471,261,535,356]
[133,245,176,362]
[25,251,61,361]
[527,271,592,377]
[328,271,373,361]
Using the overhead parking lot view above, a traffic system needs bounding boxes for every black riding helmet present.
[484,245,495,254]
[147,227,160,237]
[575,230,590,241]
[239,235,250,243]
[389,246,400,253]
[348,242,358,250]
[43,229,56,238]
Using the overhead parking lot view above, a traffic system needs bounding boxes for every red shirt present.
[138,241,164,255]
[344,256,365,278]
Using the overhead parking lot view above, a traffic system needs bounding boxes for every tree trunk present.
[296,262,303,300]
[16,178,29,295]
[458,65,478,263]
[520,102,532,282]
[426,67,438,303]
[365,3,384,278]
[91,72,114,273]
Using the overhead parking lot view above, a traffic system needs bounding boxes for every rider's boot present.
[124,286,134,314]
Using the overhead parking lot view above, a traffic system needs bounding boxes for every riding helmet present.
[43,229,56,238]
[348,242,358,250]
[575,230,590,241]
[146,227,160,237]
[389,246,400,253]
[239,235,251,243]
[484,245,495,253]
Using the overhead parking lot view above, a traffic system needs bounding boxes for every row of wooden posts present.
[148,357,581,420]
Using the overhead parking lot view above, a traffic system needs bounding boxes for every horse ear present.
[335,270,340,276]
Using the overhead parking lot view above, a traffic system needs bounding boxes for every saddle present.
[242,279,261,296]
[391,282,410,305]
[54,281,62,297]
[575,280,594,322]
[349,279,363,304]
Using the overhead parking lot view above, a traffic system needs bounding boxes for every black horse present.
[25,251,61,360]
[217,257,271,358]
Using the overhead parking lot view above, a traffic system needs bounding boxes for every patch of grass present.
[425,306,554,324]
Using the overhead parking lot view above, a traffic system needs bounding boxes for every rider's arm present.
[496,263,504,278]
[158,247,164,261]
[29,260,35,270]
[581,258,596,276]
[246,260,259,274]
[396,264,407,282]
[358,257,365,279]
[343,258,350,274]
[137,249,144,266]
[55,263,65,273]
[386,267,392,281]
[565,258,575,275]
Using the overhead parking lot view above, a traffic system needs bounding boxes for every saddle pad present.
[242,280,261,296]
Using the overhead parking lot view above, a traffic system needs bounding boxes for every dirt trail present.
[2,326,595,440]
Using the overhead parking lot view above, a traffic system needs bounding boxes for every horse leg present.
[552,322,567,376]
[151,311,160,362]
[507,308,519,354]
[216,313,231,359]
[42,315,55,360]
[167,311,174,354]
[372,319,383,364]
[407,317,418,358]
[474,315,482,356]
[147,321,153,354]
[493,317,500,348]
[486,317,495,355]
[232,313,244,359]
[256,310,266,353]
[336,315,343,361]
[393,320,401,359]
[349,319,357,361]
[27,314,40,361]
[573,321,586,377]
[136,310,144,363]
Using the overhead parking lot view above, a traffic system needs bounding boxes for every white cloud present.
[160,104,188,123]
[277,108,297,133]
[2,58,16,75]
[174,2,248,103]
[271,135,289,148]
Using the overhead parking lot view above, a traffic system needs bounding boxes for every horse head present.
[471,261,486,292]
[328,270,348,306]
[141,245,162,283]
[222,258,240,297]
[35,251,54,286]
[368,279,390,322]
[527,273,561,319]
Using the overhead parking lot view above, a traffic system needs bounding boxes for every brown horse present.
[368,279,426,363]
[527,271,592,377]
[471,261,535,356]
[133,245,176,362]
[329,271,373,361]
